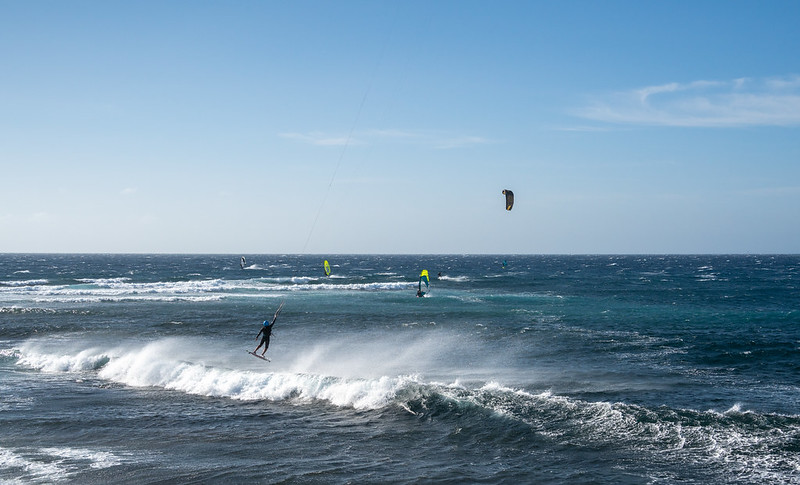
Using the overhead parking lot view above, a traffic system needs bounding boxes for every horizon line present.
[1,252,797,257]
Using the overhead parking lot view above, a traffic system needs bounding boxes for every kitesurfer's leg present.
[261,337,270,356]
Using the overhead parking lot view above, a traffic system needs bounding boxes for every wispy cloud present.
[279,132,362,146]
[120,187,138,196]
[576,75,800,127]
[280,129,495,149]
[363,129,421,140]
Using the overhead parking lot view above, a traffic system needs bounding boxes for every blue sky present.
[2,1,799,254]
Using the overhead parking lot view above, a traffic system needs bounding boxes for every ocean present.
[1,254,798,484]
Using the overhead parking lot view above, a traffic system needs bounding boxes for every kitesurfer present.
[254,319,274,356]
[254,302,283,356]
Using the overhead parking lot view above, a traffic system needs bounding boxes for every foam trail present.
[0,446,65,483]
[0,445,123,483]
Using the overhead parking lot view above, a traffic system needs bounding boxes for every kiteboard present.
[247,350,270,362]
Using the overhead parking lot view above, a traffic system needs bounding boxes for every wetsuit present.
[257,321,273,350]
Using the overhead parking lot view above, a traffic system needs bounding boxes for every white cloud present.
[120,187,138,196]
[577,75,800,127]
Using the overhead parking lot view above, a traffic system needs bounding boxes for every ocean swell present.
[12,338,800,482]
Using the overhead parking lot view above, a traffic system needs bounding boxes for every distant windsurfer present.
[254,302,283,356]
[417,270,429,297]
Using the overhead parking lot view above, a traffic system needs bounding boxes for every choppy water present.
[1,254,799,483]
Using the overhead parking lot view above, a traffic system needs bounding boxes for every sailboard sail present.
[240,256,246,269]
[324,260,331,277]
[417,269,430,297]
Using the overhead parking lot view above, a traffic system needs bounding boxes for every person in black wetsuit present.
[255,308,281,357]
[254,319,274,356]
[254,302,283,356]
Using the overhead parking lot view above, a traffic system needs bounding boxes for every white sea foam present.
[0,276,415,303]
[0,445,124,483]
[436,275,470,282]
[18,345,111,373]
[16,339,420,411]
[270,280,413,292]
[0,446,64,483]
[0,348,20,358]
[37,295,224,304]
[40,447,123,469]
[0,279,49,286]
[13,337,800,481]
[242,264,266,270]
[75,277,131,284]
[0,306,60,314]
[13,332,528,415]
[437,381,800,482]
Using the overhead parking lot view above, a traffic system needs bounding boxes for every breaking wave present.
[10,338,800,482]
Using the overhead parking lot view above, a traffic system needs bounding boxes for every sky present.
[1,0,799,254]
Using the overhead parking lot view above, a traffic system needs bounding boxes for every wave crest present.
[15,340,419,411]
[12,339,799,481]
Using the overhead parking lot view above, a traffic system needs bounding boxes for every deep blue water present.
[1,254,799,483]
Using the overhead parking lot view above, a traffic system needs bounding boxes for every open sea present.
[1,254,798,484]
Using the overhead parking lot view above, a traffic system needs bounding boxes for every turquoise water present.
[1,254,798,483]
